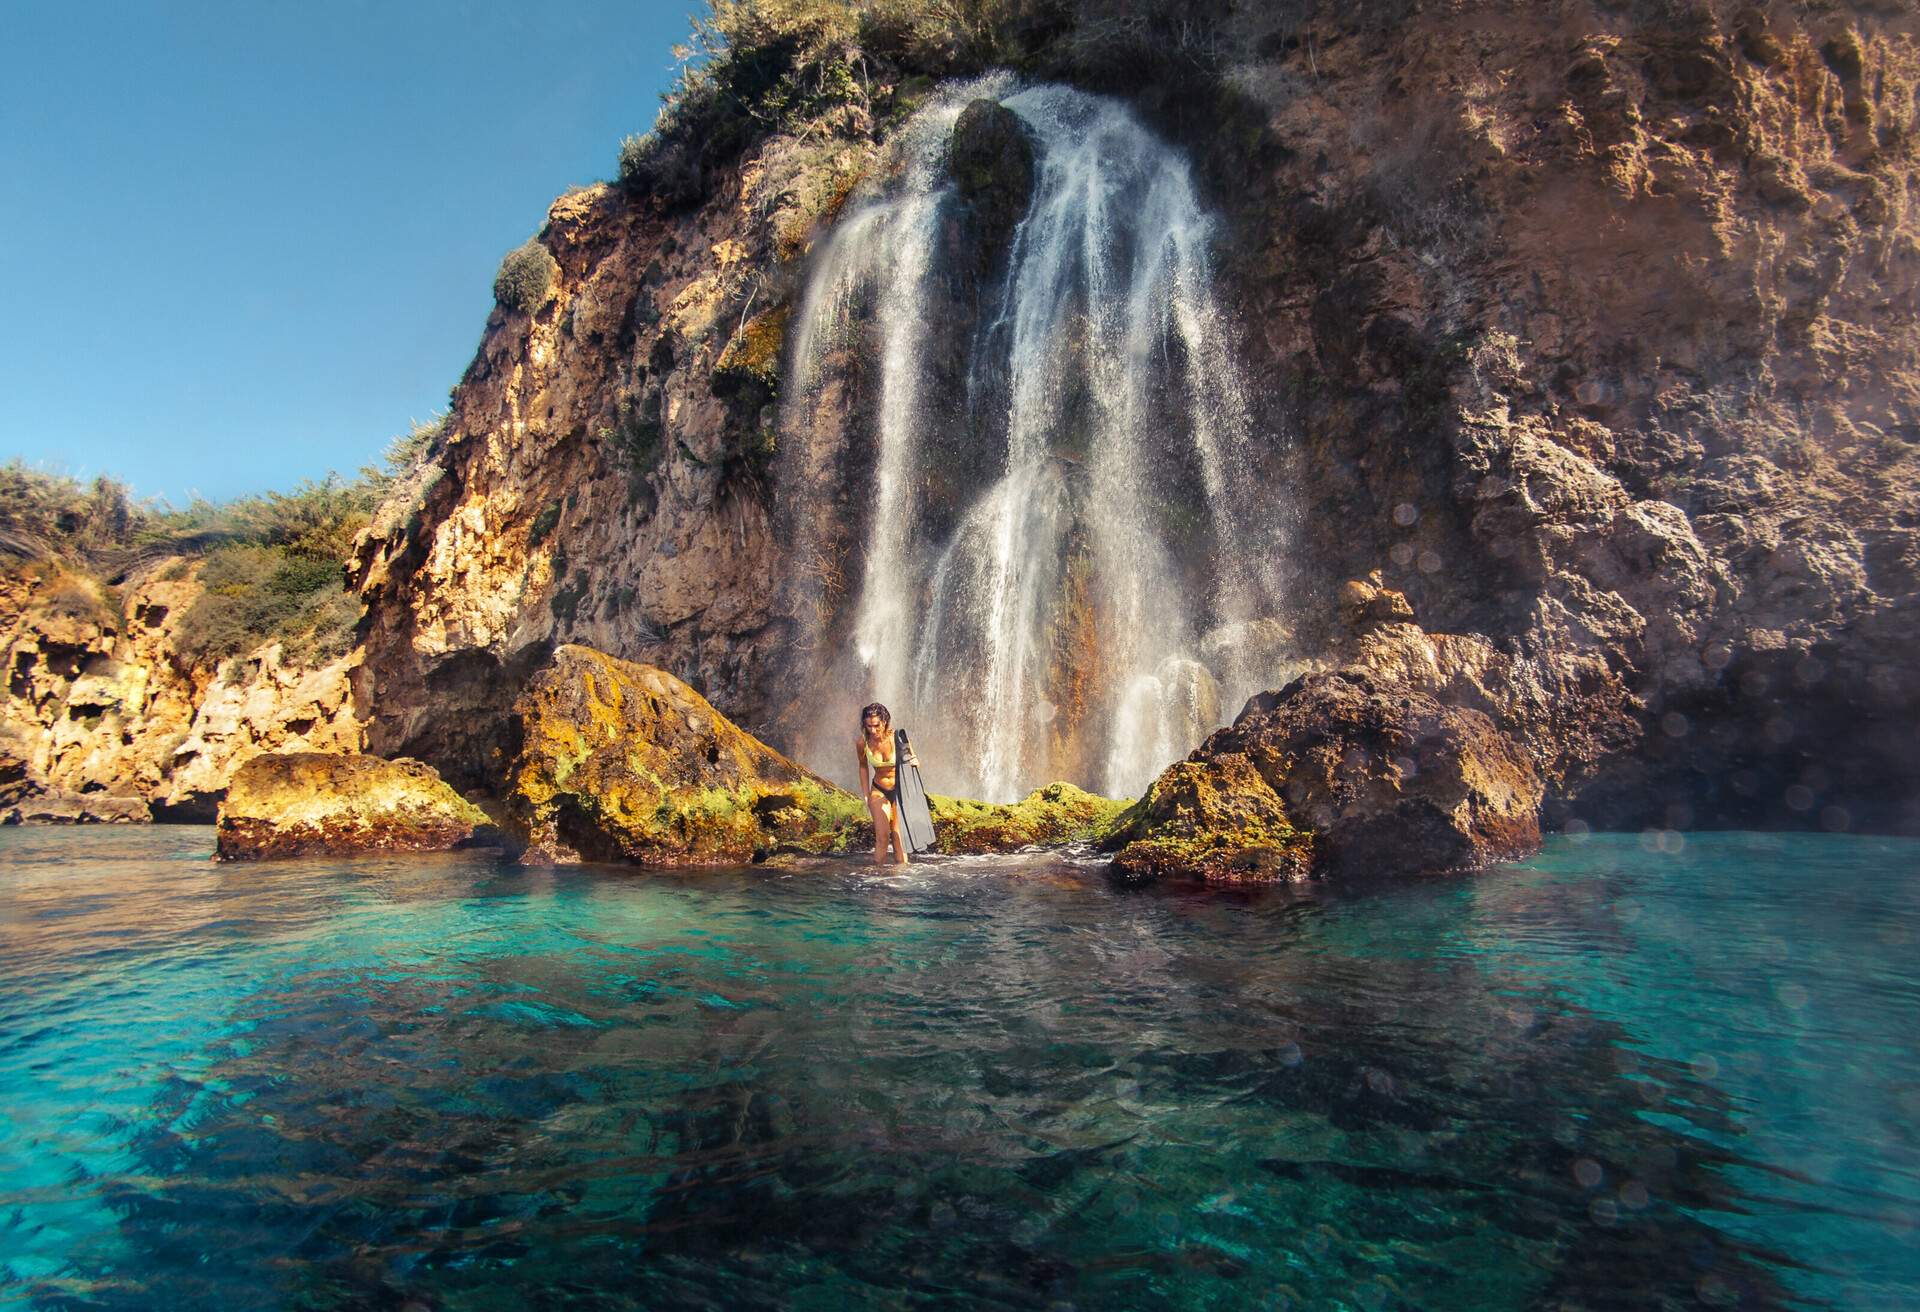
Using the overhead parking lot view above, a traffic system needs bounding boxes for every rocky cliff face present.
[1,562,361,821]
[340,0,1919,840]
[1214,0,1920,832]
[350,157,850,790]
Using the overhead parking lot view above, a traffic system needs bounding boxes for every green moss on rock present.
[1103,754,1313,886]
[216,752,495,861]
[927,781,1130,854]
[1103,671,1543,885]
[506,644,865,865]
[712,303,791,401]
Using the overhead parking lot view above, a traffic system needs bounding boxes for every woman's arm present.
[856,741,869,795]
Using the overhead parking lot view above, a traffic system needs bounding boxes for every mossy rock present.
[947,99,1035,259]
[1103,671,1543,885]
[506,645,864,865]
[216,752,496,861]
[712,303,791,402]
[1102,754,1313,886]
[927,781,1131,854]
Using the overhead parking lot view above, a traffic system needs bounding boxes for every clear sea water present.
[1,827,1915,1311]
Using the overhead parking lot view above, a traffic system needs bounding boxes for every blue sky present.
[0,1,689,504]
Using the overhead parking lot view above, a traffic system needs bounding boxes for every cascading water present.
[787,78,1293,802]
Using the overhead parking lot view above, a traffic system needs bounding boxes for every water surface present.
[2,827,1916,1309]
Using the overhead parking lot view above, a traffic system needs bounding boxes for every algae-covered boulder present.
[505,645,863,865]
[928,782,1130,854]
[1107,671,1543,884]
[216,752,495,861]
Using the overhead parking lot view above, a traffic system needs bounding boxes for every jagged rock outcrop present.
[505,644,864,865]
[1107,670,1544,885]
[216,752,495,860]
[3,790,151,825]
[0,563,364,821]
[160,646,363,819]
[1219,3,1920,834]
[947,97,1037,258]
[349,145,866,791]
[14,8,1912,861]
[326,1,1917,848]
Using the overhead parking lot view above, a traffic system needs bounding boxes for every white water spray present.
[787,80,1291,801]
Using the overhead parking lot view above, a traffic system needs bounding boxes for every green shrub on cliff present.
[615,0,1243,210]
[493,239,559,314]
[0,466,141,566]
[5,424,439,673]
[175,542,360,667]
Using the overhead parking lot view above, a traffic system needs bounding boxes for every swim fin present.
[894,728,937,854]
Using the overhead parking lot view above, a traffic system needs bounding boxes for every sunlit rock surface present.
[504,645,864,866]
[0,563,364,821]
[1108,670,1543,884]
[215,752,493,861]
[2,790,150,825]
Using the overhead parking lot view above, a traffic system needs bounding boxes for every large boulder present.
[215,752,495,860]
[505,645,864,865]
[1107,671,1543,884]
[948,98,1036,261]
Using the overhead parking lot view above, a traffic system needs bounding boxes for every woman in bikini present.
[856,702,919,865]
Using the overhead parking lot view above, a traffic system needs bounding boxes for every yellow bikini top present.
[860,737,895,770]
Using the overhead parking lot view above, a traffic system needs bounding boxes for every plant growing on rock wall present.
[493,239,559,314]
[0,466,144,569]
[615,0,1251,217]
[174,542,362,668]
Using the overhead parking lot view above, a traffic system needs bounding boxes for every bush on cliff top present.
[616,0,1237,209]
[493,239,559,314]
[6,419,444,672]
[174,543,361,668]
[0,467,140,567]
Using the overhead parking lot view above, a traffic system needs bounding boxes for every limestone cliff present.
[0,561,361,821]
[344,0,1919,843]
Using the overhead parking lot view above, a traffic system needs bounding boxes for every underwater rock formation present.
[215,752,493,861]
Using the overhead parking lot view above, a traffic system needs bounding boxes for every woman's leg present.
[867,788,892,864]
[889,800,911,865]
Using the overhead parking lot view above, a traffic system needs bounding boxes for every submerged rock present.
[215,752,495,861]
[505,645,863,865]
[1107,671,1542,884]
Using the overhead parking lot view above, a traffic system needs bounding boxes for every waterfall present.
[786,79,1291,802]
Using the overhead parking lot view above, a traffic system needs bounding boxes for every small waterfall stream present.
[788,79,1292,801]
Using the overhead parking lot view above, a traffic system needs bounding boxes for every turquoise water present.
[1,828,1916,1310]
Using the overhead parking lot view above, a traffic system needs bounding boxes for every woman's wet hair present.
[859,702,892,733]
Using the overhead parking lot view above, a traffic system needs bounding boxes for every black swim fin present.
[894,728,937,854]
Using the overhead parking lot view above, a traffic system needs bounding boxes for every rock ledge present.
[216,752,495,861]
